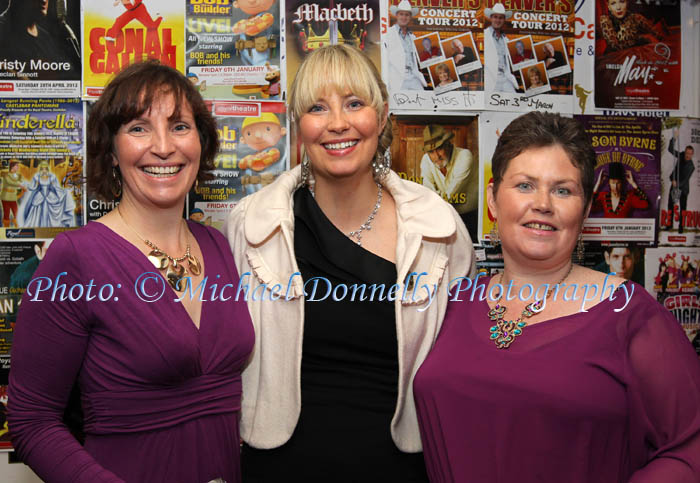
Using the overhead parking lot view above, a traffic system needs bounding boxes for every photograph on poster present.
[507,35,535,70]
[520,62,550,95]
[440,32,480,75]
[534,36,571,78]
[415,32,444,69]
[429,60,460,94]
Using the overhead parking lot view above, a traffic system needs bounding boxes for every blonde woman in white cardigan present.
[227,44,474,482]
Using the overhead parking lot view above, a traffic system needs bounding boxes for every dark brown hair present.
[86,60,219,202]
[491,112,595,206]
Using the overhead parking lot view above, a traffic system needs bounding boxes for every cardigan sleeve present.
[626,299,700,482]
[8,235,123,483]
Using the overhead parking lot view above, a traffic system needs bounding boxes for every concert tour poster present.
[0,98,84,237]
[593,0,680,110]
[0,0,81,97]
[645,246,700,357]
[186,0,281,100]
[478,110,520,243]
[389,114,479,241]
[658,118,700,246]
[187,100,288,232]
[576,115,660,244]
[0,239,54,450]
[382,0,484,111]
[288,0,381,95]
[482,0,575,113]
[82,0,185,98]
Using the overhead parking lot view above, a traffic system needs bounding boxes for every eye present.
[347,99,365,109]
[308,104,325,113]
[516,182,533,191]
[127,125,145,134]
[173,123,191,132]
[554,187,571,196]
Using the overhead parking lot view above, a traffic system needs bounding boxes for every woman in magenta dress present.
[8,61,254,482]
[414,112,700,482]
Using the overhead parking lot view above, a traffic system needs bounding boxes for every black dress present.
[241,187,428,482]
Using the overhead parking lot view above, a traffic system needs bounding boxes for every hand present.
[625,170,638,189]
[673,127,680,139]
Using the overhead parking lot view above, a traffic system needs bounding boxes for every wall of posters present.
[186,0,282,100]
[482,0,575,113]
[382,0,484,111]
[187,100,288,232]
[593,0,681,110]
[659,117,700,246]
[82,0,185,98]
[0,98,84,235]
[0,0,81,97]
[577,114,660,243]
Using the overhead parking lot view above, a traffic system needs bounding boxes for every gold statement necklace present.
[117,206,201,292]
[487,264,573,349]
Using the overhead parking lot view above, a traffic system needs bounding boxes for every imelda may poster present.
[658,118,700,246]
[644,247,700,357]
[186,0,282,100]
[0,0,81,97]
[0,239,53,450]
[287,0,381,94]
[594,0,681,110]
[576,115,660,244]
[187,100,288,232]
[389,114,479,241]
[382,0,484,111]
[0,98,84,237]
[82,0,185,98]
[482,0,575,113]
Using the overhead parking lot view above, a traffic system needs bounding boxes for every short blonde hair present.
[288,44,392,159]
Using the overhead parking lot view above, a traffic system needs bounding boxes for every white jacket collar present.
[243,165,458,244]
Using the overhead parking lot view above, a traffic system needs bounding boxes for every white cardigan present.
[226,166,474,452]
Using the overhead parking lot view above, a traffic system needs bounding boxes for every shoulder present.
[188,220,228,250]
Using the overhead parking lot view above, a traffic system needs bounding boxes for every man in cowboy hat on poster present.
[420,125,478,240]
[384,0,427,91]
[484,2,519,93]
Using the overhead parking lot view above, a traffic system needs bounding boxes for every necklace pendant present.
[166,263,186,291]
[147,250,169,270]
[187,253,202,276]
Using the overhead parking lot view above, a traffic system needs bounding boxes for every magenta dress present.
[414,282,700,482]
[9,221,254,483]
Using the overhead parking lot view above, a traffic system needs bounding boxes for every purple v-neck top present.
[414,282,700,482]
[9,221,254,482]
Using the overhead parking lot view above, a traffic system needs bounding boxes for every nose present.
[151,128,176,159]
[327,108,350,133]
[532,188,553,213]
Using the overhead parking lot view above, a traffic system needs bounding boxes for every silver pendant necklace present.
[347,182,382,246]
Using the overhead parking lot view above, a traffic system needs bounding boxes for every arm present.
[420,155,441,194]
[444,148,473,200]
[627,302,700,482]
[8,235,123,482]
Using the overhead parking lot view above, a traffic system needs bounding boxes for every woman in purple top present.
[8,61,254,482]
[414,112,700,482]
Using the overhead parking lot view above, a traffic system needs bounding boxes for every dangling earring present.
[194,179,199,191]
[372,148,391,182]
[111,166,122,198]
[574,233,585,263]
[489,220,499,245]
[300,155,311,186]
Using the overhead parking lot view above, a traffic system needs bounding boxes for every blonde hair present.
[288,44,392,159]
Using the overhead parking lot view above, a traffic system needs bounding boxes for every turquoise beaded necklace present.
[487,264,573,349]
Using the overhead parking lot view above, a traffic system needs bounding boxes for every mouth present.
[141,165,183,178]
[323,140,359,150]
[523,222,556,231]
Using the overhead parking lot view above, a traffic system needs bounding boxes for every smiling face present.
[451,38,463,53]
[112,93,201,210]
[422,38,432,51]
[528,68,541,85]
[437,67,450,83]
[605,247,634,279]
[487,145,587,268]
[607,0,628,19]
[490,13,505,30]
[241,121,285,152]
[396,10,412,28]
[234,0,275,15]
[299,88,385,183]
[544,43,555,56]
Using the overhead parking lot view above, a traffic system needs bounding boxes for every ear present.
[486,182,497,220]
[111,153,119,168]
